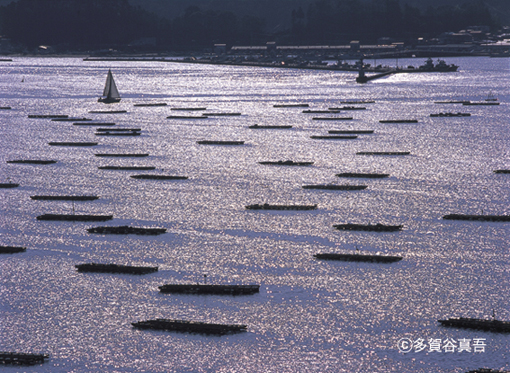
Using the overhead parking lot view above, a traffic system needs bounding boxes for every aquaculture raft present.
[159,284,260,295]
[95,153,148,157]
[99,166,155,170]
[197,140,244,145]
[302,185,367,190]
[312,117,353,121]
[76,263,158,275]
[333,223,403,232]
[273,104,309,107]
[87,225,166,235]
[493,170,510,174]
[336,172,389,178]
[134,103,167,107]
[7,160,57,164]
[246,204,317,210]
[130,174,187,180]
[310,135,357,140]
[442,214,510,222]
[248,124,292,129]
[259,160,313,166]
[438,318,510,333]
[30,195,99,201]
[48,142,98,146]
[0,352,49,365]
[379,119,418,123]
[28,114,68,119]
[314,253,402,263]
[132,319,247,335]
[430,113,471,117]
[0,245,26,254]
[0,183,19,188]
[328,130,374,134]
[36,214,112,221]
[357,152,410,156]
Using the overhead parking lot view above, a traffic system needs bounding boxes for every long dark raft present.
[30,195,99,201]
[379,119,418,123]
[274,104,309,107]
[28,114,68,119]
[37,214,112,221]
[493,170,510,174]
[89,110,127,114]
[48,142,98,146]
[73,122,116,126]
[197,140,244,145]
[314,253,402,263]
[159,284,260,295]
[52,117,91,122]
[0,183,19,188]
[357,152,410,156]
[259,160,313,166]
[246,204,317,210]
[312,117,353,121]
[336,172,389,178]
[310,135,357,140]
[96,128,141,132]
[130,174,187,180]
[430,113,471,117]
[0,352,49,365]
[87,225,166,235]
[76,263,158,275]
[0,245,27,254]
[438,318,510,333]
[333,223,403,232]
[134,103,167,107]
[167,115,208,119]
[302,185,367,190]
[442,214,510,222]
[7,160,57,164]
[248,124,292,129]
[95,131,140,136]
[95,153,148,157]
[328,130,374,134]
[99,166,155,170]
[132,319,247,335]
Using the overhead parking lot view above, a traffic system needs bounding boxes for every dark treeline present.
[0,0,500,51]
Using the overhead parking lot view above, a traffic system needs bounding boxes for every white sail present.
[103,70,113,97]
[99,69,121,103]
[108,71,120,99]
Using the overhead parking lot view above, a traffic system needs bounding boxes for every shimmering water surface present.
[0,57,509,373]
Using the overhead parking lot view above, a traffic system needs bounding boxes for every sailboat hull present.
[98,97,121,103]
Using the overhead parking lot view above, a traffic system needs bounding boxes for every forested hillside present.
[0,0,504,51]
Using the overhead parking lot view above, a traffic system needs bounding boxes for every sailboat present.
[98,69,121,103]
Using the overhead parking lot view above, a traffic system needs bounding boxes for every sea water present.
[0,56,509,373]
